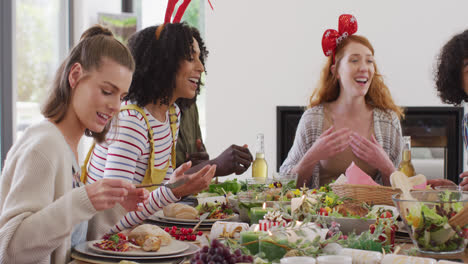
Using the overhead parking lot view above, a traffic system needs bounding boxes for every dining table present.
[69,187,468,264]
[69,221,468,264]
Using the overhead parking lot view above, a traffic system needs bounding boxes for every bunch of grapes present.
[164,226,203,241]
[190,239,254,264]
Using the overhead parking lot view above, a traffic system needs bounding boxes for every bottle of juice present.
[252,133,268,183]
[398,136,416,177]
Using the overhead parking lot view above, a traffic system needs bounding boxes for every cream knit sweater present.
[0,120,97,264]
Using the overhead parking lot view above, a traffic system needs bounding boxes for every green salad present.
[206,179,242,195]
[404,191,466,252]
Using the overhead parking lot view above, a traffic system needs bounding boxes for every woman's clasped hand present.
[303,126,352,162]
[349,133,395,177]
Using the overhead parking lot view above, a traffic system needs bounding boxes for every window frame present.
[1,0,14,170]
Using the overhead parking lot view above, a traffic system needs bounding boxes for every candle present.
[239,230,266,255]
[250,203,274,225]
[281,256,316,264]
[258,219,286,231]
[259,235,289,262]
[316,255,352,264]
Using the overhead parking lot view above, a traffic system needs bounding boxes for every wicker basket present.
[330,184,401,206]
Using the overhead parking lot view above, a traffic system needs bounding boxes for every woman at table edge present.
[434,29,468,191]
[0,25,148,264]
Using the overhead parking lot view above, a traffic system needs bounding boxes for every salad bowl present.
[312,204,397,235]
[393,190,468,254]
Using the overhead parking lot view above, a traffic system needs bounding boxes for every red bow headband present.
[156,0,214,39]
[321,14,358,63]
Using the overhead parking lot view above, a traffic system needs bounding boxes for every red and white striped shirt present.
[85,101,181,232]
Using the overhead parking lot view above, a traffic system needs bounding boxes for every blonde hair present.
[42,25,135,142]
[309,35,403,119]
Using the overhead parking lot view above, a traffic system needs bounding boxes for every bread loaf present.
[142,235,161,251]
[129,224,172,246]
[163,203,199,219]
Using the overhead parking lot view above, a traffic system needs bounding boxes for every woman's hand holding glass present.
[170,161,217,198]
[85,178,149,212]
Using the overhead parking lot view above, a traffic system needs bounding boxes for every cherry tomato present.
[319,208,328,216]
[380,211,392,218]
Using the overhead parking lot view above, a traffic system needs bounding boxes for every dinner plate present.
[74,240,199,260]
[144,219,213,231]
[71,251,186,264]
[146,215,214,227]
[88,239,189,256]
[154,210,238,223]
[145,217,214,230]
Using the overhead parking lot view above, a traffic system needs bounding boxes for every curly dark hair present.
[125,22,208,109]
[435,29,468,105]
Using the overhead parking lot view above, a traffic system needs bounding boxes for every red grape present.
[190,239,253,264]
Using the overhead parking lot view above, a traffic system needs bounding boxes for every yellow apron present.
[81,104,178,192]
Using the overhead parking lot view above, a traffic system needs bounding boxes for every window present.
[0,0,68,169]
[14,0,69,140]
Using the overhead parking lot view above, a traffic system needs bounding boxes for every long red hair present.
[309,35,403,119]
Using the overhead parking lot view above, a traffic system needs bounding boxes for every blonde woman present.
[0,25,148,264]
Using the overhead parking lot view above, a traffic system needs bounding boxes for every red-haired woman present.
[281,16,403,189]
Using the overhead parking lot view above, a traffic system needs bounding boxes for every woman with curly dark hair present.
[435,30,468,105]
[82,23,218,238]
[433,29,468,191]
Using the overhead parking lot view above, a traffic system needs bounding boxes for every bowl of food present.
[392,190,468,254]
[434,185,461,191]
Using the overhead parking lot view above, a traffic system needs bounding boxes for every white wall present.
[204,0,468,180]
